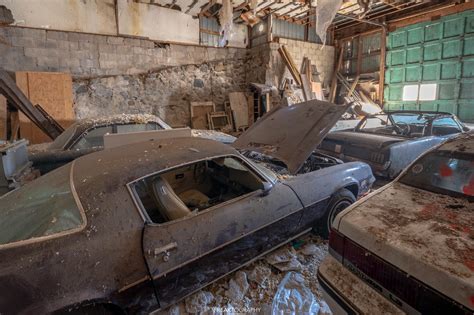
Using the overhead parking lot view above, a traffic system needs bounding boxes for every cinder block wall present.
[277,38,335,88]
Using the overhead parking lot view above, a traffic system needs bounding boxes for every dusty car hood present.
[232,100,351,174]
[334,182,473,310]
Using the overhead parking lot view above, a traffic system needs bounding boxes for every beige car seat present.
[178,189,210,209]
[151,177,191,221]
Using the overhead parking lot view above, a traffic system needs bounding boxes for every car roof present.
[72,137,238,193]
[73,114,171,133]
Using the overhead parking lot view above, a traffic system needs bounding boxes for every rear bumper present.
[317,256,404,315]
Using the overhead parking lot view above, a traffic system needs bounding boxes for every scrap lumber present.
[207,111,232,132]
[0,70,63,140]
[0,95,5,140]
[15,71,73,144]
[278,46,302,86]
[329,47,344,103]
[190,101,215,129]
[228,92,249,130]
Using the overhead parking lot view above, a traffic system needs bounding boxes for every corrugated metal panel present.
[385,9,474,122]
[273,18,305,41]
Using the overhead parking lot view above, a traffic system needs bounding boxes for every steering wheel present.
[394,122,411,135]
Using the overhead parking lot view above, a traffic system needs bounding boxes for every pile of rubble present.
[161,234,332,315]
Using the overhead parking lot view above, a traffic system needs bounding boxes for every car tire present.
[313,188,356,239]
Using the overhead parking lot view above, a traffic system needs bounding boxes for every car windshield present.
[400,150,474,198]
[390,113,431,125]
[0,164,85,246]
[48,123,79,150]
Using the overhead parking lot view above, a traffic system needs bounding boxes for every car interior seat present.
[150,176,192,221]
[178,189,210,210]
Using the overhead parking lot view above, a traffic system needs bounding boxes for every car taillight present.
[328,228,344,260]
[328,229,472,315]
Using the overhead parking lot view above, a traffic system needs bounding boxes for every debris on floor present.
[160,234,331,314]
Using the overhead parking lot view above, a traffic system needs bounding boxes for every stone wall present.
[0,26,248,126]
[0,26,335,127]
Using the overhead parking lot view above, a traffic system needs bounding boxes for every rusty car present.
[0,100,374,314]
[319,110,469,178]
[318,132,473,315]
[28,114,236,175]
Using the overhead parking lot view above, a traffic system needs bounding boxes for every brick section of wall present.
[0,27,246,78]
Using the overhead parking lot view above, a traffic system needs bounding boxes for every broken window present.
[0,164,85,246]
[132,156,265,224]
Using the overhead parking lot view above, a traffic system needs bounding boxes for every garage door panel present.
[422,64,439,81]
[423,43,442,61]
[425,22,442,41]
[442,40,462,58]
[443,17,464,38]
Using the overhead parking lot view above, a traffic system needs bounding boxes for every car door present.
[141,158,304,308]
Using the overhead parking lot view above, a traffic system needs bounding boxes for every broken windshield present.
[0,164,85,246]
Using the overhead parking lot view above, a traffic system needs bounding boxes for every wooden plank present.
[0,95,6,140]
[16,71,74,144]
[329,47,344,103]
[228,92,249,130]
[278,46,302,86]
[311,82,324,101]
[10,111,20,141]
[190,101,215,130]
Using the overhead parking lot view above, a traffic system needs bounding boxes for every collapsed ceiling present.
[133,0,448,29]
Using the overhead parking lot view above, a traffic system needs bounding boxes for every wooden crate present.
[15,71,75,144]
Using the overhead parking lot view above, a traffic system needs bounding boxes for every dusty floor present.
[159,233,332,315]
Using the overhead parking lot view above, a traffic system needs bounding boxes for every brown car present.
[0,100,374,314]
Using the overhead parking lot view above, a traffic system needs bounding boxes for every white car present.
[318,132,473,315]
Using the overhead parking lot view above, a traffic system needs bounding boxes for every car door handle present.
[148,242,178,261]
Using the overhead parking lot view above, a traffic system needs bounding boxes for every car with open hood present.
[319,111,469,178]
[318,132,473,315]
[0,100,374,314]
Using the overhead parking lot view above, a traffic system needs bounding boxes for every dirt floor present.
[158,234,332,315]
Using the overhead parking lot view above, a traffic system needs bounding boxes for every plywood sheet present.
[0,95,6,140]
[229,92,249,129]
[16,72,75,144]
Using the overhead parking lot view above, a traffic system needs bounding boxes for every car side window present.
[131,156,265,224]
[116,123,163,134]
[72,126,113,150]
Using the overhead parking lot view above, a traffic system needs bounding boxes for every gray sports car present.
[28,114,235,174]
[319,111,469,178]
[0,100,374,314]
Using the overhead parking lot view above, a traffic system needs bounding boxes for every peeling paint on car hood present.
[232,100,351,174]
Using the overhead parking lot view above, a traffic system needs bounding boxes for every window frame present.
[126,154,274,226]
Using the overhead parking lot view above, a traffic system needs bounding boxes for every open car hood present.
[232,100,351,174]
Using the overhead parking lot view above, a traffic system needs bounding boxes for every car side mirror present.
[260,182,273,197]
[463,126,470,132]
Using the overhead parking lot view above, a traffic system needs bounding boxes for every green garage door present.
[385,9,474,122]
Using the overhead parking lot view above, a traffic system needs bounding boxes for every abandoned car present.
[319,111,469,178]
[0,100,374,314]
[318,132,473,315]
[28,114,235,175]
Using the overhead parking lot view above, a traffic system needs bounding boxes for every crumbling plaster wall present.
[0,26,247,127]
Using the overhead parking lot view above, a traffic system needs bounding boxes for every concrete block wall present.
[0,26,245,78]
[278,38,335,88]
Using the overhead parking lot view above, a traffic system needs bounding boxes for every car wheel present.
[314,188,356,239]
